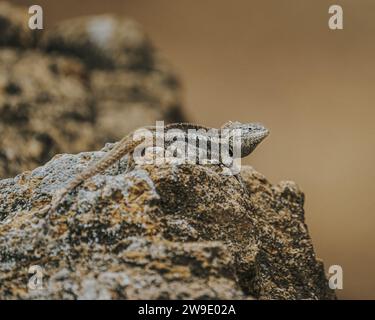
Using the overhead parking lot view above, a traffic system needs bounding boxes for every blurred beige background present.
[14,0,375,299]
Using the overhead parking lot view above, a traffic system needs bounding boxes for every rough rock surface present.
[0,2,39,48]
[0,3,184,179]
[42,15,154,70]
[0,147,335,299]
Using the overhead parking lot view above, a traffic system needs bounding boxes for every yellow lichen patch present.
[163,265,191,281]
[120,250,150,266]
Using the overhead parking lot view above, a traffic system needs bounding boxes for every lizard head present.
[222,121,269,157]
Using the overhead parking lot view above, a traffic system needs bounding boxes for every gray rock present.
[0,148,335,299]
[0,2,185,179]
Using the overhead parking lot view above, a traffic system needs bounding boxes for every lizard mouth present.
[248,128,269,149]
[255,127,269,141]
[262,128,270,138]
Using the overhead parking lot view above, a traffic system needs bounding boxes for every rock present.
[0,2,39,48]
[0,3,185,179]
[0,148,335,300]
[0,49,98,178]
[89,59,182,140]
[41,15,154,70]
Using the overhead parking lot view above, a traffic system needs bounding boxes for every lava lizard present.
[40,121,269,216]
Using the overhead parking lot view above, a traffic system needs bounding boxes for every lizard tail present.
[43,135,144,215]
[49,189,68,213]
[43,155,114,216]
[49,176,85,214]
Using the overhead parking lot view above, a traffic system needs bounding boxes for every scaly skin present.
[41,121,269,216]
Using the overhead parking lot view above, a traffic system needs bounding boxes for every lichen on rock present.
[0,146,335,299]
